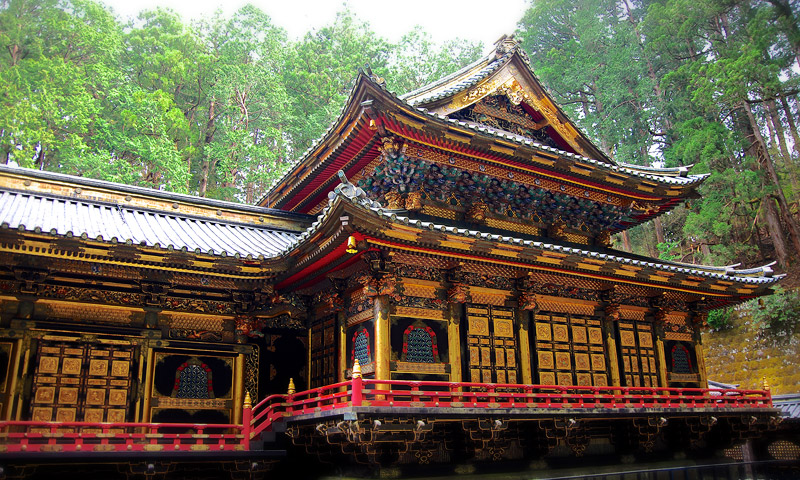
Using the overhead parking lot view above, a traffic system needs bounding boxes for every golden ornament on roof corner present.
[346,235,358,254]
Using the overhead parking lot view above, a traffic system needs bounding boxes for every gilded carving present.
[169,329,224,342]
[550,221,567,240]
[62,357,82,375]
[32,407,52,422]
[447,283,471,303]
[596,231,611,248]
[235,315,264,338]
[109,390,127,406]
[86,389,106,405]
[39,356,59,374]
[107,409,126,423]
[519,291,537,311]
[111,360,130,377]
[89,359,108,377]
[55,408,76,422]
[405,191,423,211]
[85,408,104,423]
[383,191,403,210]
[34,386,55,404]
[39,284,143,307]
[605,303,621,322]
[467,202,489,222]
[493,318,514,338]
[57,387,79,404]
[535,322,551,341]
[555,352,571,370]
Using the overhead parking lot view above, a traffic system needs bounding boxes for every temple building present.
[0,37,785,478]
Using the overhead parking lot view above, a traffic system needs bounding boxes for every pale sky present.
[100,0,530,51]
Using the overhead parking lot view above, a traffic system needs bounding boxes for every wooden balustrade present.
[0,379,772,454]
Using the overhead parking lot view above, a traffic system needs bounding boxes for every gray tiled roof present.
[773,393,800,420]
[402,53,510,105]
[0,190,298,259]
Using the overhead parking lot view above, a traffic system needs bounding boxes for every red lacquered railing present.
[0,421,245,453]
[0,379,772,452]
[247,377,772,440]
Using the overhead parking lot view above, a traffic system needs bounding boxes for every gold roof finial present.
[352,358,362,379]
[243,391,252,409]
[762,376,770,392]
[287,378,296,395]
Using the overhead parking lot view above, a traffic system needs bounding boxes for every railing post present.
[241,391,252,449]
[351,358,363,407]
[763,376,772,406]
[285,378,296,417]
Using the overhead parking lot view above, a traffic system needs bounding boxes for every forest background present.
[2,0,800,332]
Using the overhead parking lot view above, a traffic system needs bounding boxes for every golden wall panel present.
[574,353,590,371]
[34,386,55,404]
[39,357,59,374]
[493,318,514,338]
[468,316,490,336]
[89,359,108,376]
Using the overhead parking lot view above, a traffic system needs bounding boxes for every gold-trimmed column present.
[338,310,347,382]
[374,294,391,381]
[142,342,156,422]
[654,321,668,387]
[448,303,463,382]
[694,333,708,388]
[233,349,245,424]
[603,303,622,388]
[5,338,23,421]
[516,307,532,385]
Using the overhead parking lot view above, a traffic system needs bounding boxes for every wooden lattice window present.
[402,323,438,363]
[351,327,371,367]
[174,359,213,399]
[670,344,693,374]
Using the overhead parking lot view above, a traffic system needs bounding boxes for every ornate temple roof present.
[0,165,308,259]
[259,37,708,234]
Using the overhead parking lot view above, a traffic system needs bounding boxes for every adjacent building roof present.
[773,393,800,420]
[0,165,309,260]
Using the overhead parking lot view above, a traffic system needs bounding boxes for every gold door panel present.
[534,313,608,387]
[466,305,519,384]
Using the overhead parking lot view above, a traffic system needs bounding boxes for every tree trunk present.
[766,100,792,162]
[743,101,800,259]
[780,96,800,158]
[653,216,665,245]
[766,99,799,204]
[763,196,789,266]
[198,97,216,197]
[621,230,631,252]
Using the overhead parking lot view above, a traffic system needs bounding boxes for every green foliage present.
[518,0,800,268]
[750,287,800,334]
[707,308,733,331]
[0,1,482,202]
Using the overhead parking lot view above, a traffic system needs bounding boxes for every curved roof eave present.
[280,176,780,290]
